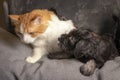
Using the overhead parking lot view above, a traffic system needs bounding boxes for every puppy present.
[48,28,119,76]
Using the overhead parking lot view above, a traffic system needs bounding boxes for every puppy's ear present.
[69,36,76,46]
[58,34,67,42]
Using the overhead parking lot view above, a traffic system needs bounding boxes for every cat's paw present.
[26,57,37,63]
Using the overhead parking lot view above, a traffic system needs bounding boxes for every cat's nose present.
[23,38,30,44]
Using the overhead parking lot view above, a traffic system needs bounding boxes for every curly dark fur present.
[48,28,119,76]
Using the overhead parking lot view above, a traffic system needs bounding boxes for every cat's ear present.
[9,15,20,22]
[33,16,41,25]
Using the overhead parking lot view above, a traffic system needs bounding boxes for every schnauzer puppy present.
[48,28,119,76]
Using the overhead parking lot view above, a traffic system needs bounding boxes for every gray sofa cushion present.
[1,26,120,80]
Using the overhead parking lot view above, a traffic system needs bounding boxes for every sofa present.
[1,0,120,80]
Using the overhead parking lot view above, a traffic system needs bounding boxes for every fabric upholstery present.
[1,0,120,80]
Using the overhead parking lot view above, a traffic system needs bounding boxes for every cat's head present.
[9,9,54,44]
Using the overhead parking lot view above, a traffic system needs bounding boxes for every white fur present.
[23,34,36,44]
[26,14,76,63]
[20,23,24,34]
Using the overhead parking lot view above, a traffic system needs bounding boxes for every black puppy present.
[48,28,119,76]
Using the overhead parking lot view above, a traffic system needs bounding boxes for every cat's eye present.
[29,32,34,35]
[17,32,22,36]
[17,32,23,38]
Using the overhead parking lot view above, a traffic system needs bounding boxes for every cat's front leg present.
[26,47,47,63]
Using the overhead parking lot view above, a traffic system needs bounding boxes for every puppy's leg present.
[48,52,73,59]
[26,47,47,63]
[80,59,96,76]
[96,61,104,69]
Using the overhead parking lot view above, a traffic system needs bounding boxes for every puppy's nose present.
[58,37,61,41]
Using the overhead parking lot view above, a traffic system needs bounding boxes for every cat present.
[9,9,76,63]
[48,28,119,76]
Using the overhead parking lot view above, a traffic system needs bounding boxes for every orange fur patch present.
[9,9,54,37]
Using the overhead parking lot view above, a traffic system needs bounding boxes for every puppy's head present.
[58,29,80,51]
[58,29,99,52]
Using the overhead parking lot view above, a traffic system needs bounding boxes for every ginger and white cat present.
[9,9,76,63]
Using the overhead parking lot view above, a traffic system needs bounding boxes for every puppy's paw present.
[80,65,94,76]
[80,60,96,76]
[47,53,55,59]
[26,56,38,63]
